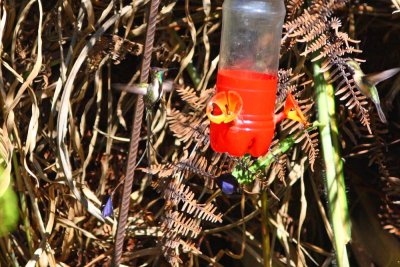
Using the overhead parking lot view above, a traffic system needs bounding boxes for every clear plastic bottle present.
[209,0,286,157]
[219,0,285,73]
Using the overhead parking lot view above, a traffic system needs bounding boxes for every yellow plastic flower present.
[206,91,243,124]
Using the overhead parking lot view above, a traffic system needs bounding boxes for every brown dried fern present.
[278,86,319,170]
[157,177,222,265]
[277,68,306,102]
[353,114,400,237]
[294,129,320,171]
[167,109,210,150]
[286,0,305,18]
[163,210,202,238]
[284,1,371,132]
[329,59,371,133]
[87,34,143,72]
[175,85,214,111]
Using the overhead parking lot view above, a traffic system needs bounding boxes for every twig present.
[261,191,271,267]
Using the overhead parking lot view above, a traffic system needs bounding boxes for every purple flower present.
[102,196,114,218]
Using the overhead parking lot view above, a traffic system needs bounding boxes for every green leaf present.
[0,160,11,198]
[0,129,13,197]
[0,186,19,237]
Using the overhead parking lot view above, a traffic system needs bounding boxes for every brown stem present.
[112,0,161,265]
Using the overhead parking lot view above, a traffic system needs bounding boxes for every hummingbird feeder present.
[207,0,287,157]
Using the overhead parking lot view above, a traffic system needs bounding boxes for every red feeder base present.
[210,69,278,157]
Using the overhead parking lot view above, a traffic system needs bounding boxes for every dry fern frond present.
[159,176,222,265]
[147,154,213,181]
[277,68,306,102]
[162,178,222,223]
[275,154,288,182]
[160,231,201,267]
[179,239,202,254]
[175,86,214,111]
[366,118,400,237]
[330,60,371,133]
[187,202,223,223]
[284,1,370,131]
[376,160,400,236]
[287,0,305,18]
[167,85,214,153]
[177,154,211,180]
[145,163,175,178]
[294,129,320,171]
[301,34,329,55]
[208,153,237,179]
[167,109,210,150]
[160,231,184,267]
[148,150,236,194]
[154,42,182,64]
[87,34,143,71]
[161,231,201,255]
[163,178,195,206]
[163,210,202,238]
[285,9,321,40]
[349,113,400,237]
[278,89,319,171]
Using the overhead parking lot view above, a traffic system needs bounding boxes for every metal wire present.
[112,0,161,265]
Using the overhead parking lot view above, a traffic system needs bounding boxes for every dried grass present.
[0,1,399,266]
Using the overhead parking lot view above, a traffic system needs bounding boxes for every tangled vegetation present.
[0,0,399,266]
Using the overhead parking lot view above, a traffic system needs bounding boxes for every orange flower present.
[206,91,243,124]
[284,93,308,126]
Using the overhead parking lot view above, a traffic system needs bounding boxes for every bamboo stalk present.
[314,63,351,267]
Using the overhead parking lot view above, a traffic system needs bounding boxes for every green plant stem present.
[314,62,350,267]
[261,191,271,267]
[249,135,296,174]
[232,122,319,184]
[12,145,33,256]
